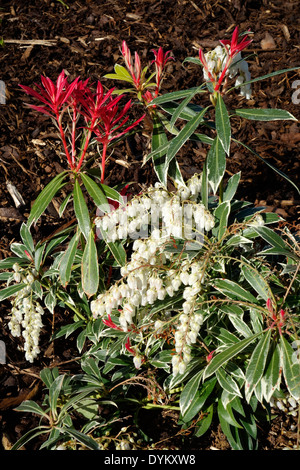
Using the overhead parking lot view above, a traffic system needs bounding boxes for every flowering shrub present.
[1,27,299,450]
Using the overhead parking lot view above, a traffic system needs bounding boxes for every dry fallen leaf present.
[0,382,39,411]
[261,32,276,50]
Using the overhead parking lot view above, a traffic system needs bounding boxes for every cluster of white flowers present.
[203,45,252,99]
[92,178,215,375]
[269,394,299,418]
[172,311,204,375]
[95,174,214,244]
[8,263,44,363]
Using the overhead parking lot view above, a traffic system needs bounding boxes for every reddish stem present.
[56,113,74,170]
[101,141,108,183]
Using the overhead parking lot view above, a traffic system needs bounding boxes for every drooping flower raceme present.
[91,174,215,375]
[8,263,44,363]
[95,174,214,244]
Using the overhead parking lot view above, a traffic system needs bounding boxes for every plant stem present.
[219,178,224,204]
[142,403,180,411]
[56,114,74,170]
[101,142,108,183]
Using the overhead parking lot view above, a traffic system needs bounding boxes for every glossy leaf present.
[234,108,297,121]
[241,264,271,301]
[105,239,127,267]
[81,173,110,213]
[151,87,202,106]
[14,400,48,418]
[27,171,68,228]
[20,223,34,253]
[206,135,226,195]
[195,403,214,438]
[169,86,204,131]
[59,427,102,450]
[179,370,203,417]
[59,231,80,287]
[73,178,91,240]
[166,107,209,168]
[203,331,263,380]
[227,66,300,93]
[104,64,134,83]
[218,397,242,429]
[280,335,300,401]
[244,330,272,402]
[213,278,258,303]
[213,200,230,240]
[49,374,65,419]
[216,367,242,398]
[0,283,27,301]
[216,93,231,154]
[81,228,99,297]
[151,112,170,186]
[223,172,241,201]
[181,376,217,423]
[261,343,281,402]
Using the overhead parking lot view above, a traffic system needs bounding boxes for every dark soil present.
[0,0,299,451]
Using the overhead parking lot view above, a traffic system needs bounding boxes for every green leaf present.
[0,283,27,301]
[253,225,287,250]
[81,173,110,213]
[11,426,50,450]
[203,331,263,380]
[34,244,45,271]
[280,335,300,400]
[216,93,231,154]
[261,343,281,402]
[227,66,300,93]
[181,376,217,423]
[40,367,59,389]
[183,57,202,66]
[81,357,102,381]
[169,86,204,131]
[73,179,91,240]
[223,172,241,201]
[213,278,258,303]
[81,229,99,297]
[218,397,243,429]
[27,171,68,228]
[151,87,203,106]
[258,247,300,262]
[234,108,297,121]
[151,112,170,186]
[213,200,230,240]
[59,427,102,450]
[241,264,271,301]
[100,184,124,205]
[228,314,253,338]
[51,320,85,340]
[245,330,272,402]
[49,374,65,418]
[59,231,80,287]
[14,400,48,418]
[166,107,209,168]
[20,223,34,253]
[216,368,242,398]
[180,370,203,417]
[195,403,214,437]
[104,64,134,84]
[206,135,226,195]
